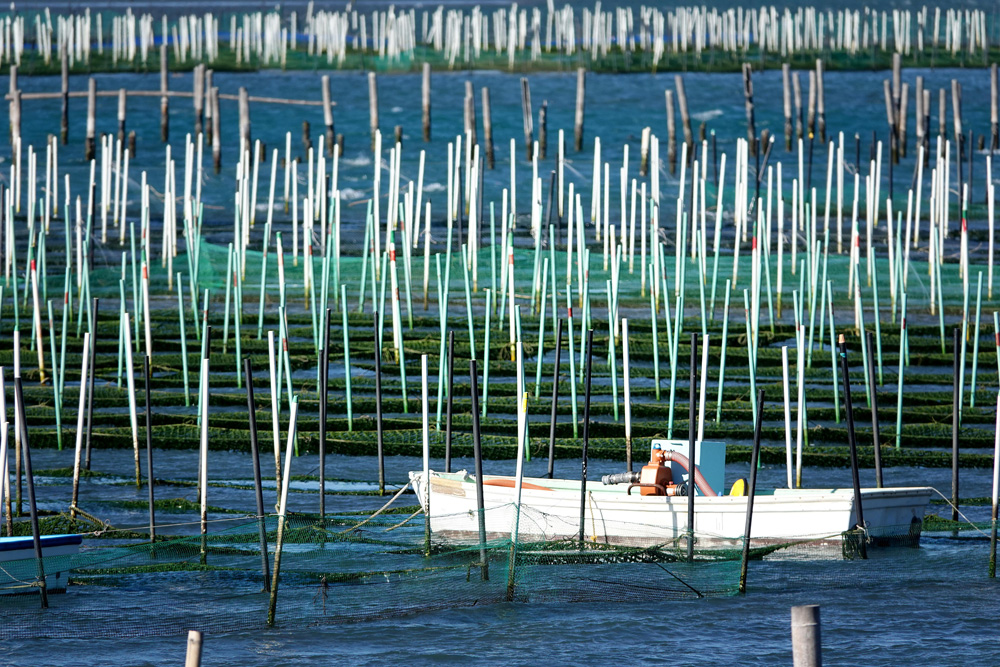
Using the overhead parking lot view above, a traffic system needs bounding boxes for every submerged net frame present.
[0,494,929,639]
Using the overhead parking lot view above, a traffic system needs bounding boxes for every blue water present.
[4,61,1000,665]
[10,66,997,238]
[0,445,994,666]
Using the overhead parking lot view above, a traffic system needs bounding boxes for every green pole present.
[607,280,619,422]
[814,240,830,363]
[744,289,758,428]
[762,226,776,335]
[435,254,447,430]
[178,273,191,407]
[667,294,681,438]
[649,272,661,403]
[806,244,820,367]
[60,270,70,396]
[482,288,492,419]
[994,310,1000,385]
[116,280,124,388]
[530,227,542,314]
[342,285,353,431]
[697,237,708,340]
[854,261,871,408]
[827,281,840,423]
[716,279,731,423]
[534,257,549,399]
[959,274,970,422]
[358,207,373,313]
[399,330,409,415]
[936,252,946,354]
[578,253,590,384]
[498,236,510,331]
[222,243,234,353]
[46,300,62,450]
[566,285,578,437]
[895,292,907,449]
[234,248,243,389]
[872,248,884,385]
[256,222,270,339]
[130,224,140,350]
[462,244,477,362]
[190,272,199,343]
[490,203,498,302]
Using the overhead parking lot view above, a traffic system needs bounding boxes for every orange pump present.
[638,446,673,496]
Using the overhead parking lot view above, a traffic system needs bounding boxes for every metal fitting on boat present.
[601,472,640,485]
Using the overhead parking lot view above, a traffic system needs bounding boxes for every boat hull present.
[0,534,82,594]
[409,471,932,549]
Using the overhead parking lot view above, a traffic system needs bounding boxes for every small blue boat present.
[0,534,82,594]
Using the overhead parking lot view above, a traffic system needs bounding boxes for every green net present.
[0,489,939,640]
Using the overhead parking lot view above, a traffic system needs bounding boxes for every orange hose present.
[663,451,719,496]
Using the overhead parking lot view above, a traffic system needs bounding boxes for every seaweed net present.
[0,493,933,639]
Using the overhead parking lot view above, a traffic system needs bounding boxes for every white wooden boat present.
[0,534,82,594]
[409,440,932,550]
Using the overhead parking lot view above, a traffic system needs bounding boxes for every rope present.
[337,482,410,535]
[385,506,424,532]
[930,487,993,539]
[86,514,256,537]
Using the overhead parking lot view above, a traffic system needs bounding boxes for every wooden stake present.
[160,44,169,142]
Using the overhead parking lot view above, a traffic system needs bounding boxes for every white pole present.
[421,354,430,514]
[0,421,6,525]
[512,339,527,539]
[124,314,139,470]
[72,332,92,505]
[993,393,1000,532]
[199,356,210,521]
[622,318,631,452]
[698,334,709,441]
[268,330,281,504]
[782,345,793,489]
[278,397,298,519]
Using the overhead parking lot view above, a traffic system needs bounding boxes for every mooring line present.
[338,481,411,534]
[930,487,992,538]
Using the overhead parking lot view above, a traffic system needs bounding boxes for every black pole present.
[373,312,385,495]
[478,157,485,244]
[455,172,464,250]
[469,359,489,581]
[806,133,814,194]
[14,377,47,608]
[754,133,761,204]
[578,329,593,544]
[866,331,883,489]
[711,131,718,186]
[547,319,563,479]
[739,388,765,594]
[545,170,556,233]
[952,327,961,522]
[243,357,271,592]
[84,297,99,470]
[838,335,867,559]
[889,128,894,202]
[143,355,155,543]
[687,333,698,562]
[445,330,454,473]
[991,486,999,578]
[969,130,974,204]
[319,308,330,519]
